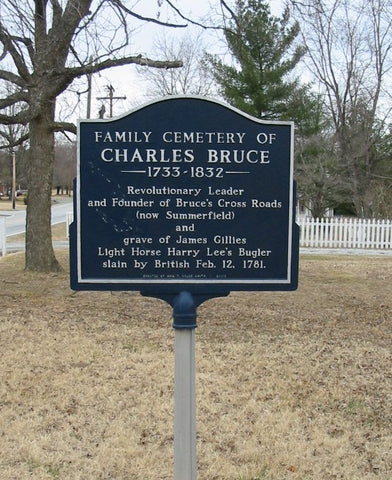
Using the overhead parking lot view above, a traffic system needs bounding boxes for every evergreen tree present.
[207,0,305,122]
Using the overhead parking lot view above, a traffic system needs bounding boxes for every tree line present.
[0,0,391,272]
[0,143,75,197]
[142,0,392,219]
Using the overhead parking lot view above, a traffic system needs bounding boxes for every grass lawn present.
[0,251,391,479]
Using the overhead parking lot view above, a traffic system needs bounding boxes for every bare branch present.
[0,90,29,109]
[52,121,77,135]
[63,54,183,80]
[164,0,207,29]
[0,131,29,149]
[0,69,25,87]
[110,0,187,28]
[219,0,238,23]
[0,108,30,125]
[0,22,32,81]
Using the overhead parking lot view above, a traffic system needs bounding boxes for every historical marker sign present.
[70,96,298,294]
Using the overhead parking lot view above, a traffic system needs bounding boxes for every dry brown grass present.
[0,251,391,479]
[8,222,67,244]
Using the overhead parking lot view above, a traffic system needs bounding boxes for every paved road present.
[0,201,72,237]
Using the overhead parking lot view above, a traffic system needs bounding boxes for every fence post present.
[66,211,73,238]
[0,216,6,256]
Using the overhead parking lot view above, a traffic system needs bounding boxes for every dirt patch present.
[0,251,391,479]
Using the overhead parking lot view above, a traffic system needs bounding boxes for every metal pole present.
[108,84,114,118]
[174,328,196,479]
[86,72,92,119]
[86,56,93,119]
[172,291,197,480]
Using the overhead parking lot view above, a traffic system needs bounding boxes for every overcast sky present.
[68,0,284,121]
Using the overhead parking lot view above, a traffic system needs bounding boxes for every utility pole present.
[97,84,126,118]
[86,72,92,119]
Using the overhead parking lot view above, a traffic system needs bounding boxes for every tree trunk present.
[25,100,62,272]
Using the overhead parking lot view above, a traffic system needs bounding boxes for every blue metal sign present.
[70,96,298,294]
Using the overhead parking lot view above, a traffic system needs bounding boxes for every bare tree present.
[291,0,392,217]
[54,142,76,195]
[0,0,186,271]
[295,133,342,218]
[138,31,217,98]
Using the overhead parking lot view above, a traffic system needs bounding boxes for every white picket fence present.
[298,217,392,249]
